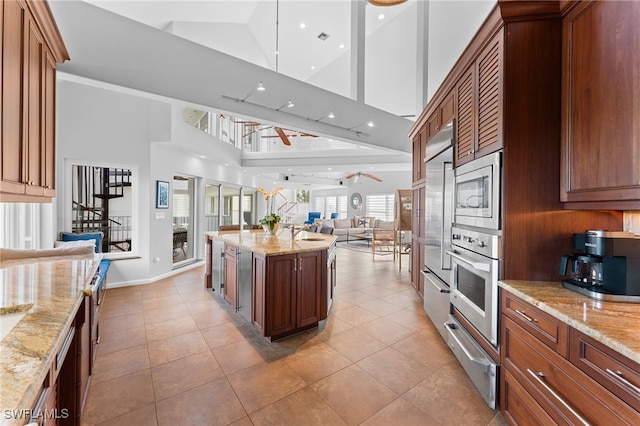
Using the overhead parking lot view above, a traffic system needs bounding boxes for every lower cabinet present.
[223,245,238,308]
[500,291,639,425]
[253,250,327,340]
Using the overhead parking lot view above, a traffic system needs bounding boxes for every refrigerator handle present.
[440,161,453,271]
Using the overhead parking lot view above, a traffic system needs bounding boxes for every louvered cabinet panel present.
[477,29,503,155]
[455,68,475,165]
[454,28,504,167]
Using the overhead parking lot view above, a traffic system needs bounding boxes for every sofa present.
[316,216,395,242]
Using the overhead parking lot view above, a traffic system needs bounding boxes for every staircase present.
[274,192,299,223]
[72,166,132,252]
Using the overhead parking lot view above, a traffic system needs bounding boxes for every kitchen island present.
[0,249,102,425]
[205,229,337,341]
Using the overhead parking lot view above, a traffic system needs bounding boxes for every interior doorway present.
[172,175,195,265]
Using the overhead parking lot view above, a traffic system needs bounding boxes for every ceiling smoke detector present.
[317,32,329,41]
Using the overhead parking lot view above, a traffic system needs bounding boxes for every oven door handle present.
[445,249,491,272]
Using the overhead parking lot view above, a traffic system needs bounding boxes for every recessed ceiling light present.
[299,22,306,29]
[256,82,266,92]
[318,32,329,41]
[224,163,230,166]
[275,50,279,55]
[311,65,316,70]
[378,14,385,20]
[327,167,332,171]
[287,99,295,108]
[287,168,292,171]
[339,43,345,49]
[328,112,335,119]
[367,121,375,127]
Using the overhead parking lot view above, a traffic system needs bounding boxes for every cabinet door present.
[296,251,323,328]
[1,0,26,195]
[439,90,455,126]
[427,110,440,140]
[223,246,237,309]
[561,0,640,206]
[412,134,421,182]
[266,254,297,337]
[42,49,56,196]
[455,66,475,165]
[475,29,503,158]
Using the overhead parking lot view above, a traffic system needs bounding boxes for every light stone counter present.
[0,253,101,421]
[207,229,337,255]
[499,280,640,364]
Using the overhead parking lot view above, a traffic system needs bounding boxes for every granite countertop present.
[499,280,640,364]
[207,229,337,255]
[0,253,101,419]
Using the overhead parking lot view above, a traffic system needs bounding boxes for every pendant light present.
[368,0,407,6]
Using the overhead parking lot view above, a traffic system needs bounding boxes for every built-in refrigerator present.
[422,120,454,342]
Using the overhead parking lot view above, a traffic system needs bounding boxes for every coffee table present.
[346,230,373,246]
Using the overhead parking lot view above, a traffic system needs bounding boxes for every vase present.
[262,223,279,235]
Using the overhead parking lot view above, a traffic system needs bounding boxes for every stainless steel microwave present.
[454,151,502,230]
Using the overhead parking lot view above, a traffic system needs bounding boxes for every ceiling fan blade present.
[343,173,357,180]
[242,126,273,138]
[275,127,291,145]
[362,173,383,182]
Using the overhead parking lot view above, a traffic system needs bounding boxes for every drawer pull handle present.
[515,309,537,323]
[606,368,640,394]
[527,369,590,426]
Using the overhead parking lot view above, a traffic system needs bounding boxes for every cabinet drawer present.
[501,368,555,426]
[502,291,568,357]
[502,316,637,425]
[569,328,640,412]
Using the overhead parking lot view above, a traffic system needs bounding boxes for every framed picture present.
[156,180,169,209]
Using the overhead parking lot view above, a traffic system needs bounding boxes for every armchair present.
[304,212,322,224]
[371,226,397,261]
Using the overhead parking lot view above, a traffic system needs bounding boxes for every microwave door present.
[424,147,453,286]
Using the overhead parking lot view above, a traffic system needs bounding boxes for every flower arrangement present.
[257,186,282,234]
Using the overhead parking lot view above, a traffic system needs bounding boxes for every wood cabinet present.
[0,0,69,202]
[500,290,639,425]
[560,0,640,209]
[455,28,503,166]
[261,250,325,340]
[223,244,238,308]
[412,128,426,182]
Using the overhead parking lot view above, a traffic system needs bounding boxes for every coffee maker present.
[560,230,640,302]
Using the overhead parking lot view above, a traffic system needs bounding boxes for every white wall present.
[56,81,274,286]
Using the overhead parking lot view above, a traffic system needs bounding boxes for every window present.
[337,196,347,219]
[71,165,133,253]
[365,193,395,221]
[314,197,325,217]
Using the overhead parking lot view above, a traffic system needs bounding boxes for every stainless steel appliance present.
[447,226,500,346]
[211,238,225,295]
[454,151,502,230]
[560,230,640,302]
[445,226,500,409]
[422,121,455,341]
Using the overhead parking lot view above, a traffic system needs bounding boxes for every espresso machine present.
[560,230,640,302]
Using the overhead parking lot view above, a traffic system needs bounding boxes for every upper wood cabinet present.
[560,0,640,209]
[412,128,426,182]
[455,28,503,166]
[0,0,69,203]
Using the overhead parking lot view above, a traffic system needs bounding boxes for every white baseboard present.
[107,260,205,288]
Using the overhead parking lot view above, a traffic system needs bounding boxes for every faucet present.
[289,224,310,244]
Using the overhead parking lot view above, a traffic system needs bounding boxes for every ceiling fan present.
[342,172,383,183]
[240,122,317,146]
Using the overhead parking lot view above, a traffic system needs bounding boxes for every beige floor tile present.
[155,378,247,426]
[357,317,415,345]
[357,285,399,299]
[97,325,147,355]
[99,311,145,334]
[140,286,180,300]
[356,347,433,394]
[91,344,150,384]
[358,298,404,316]
[147,330,209,367]
[311,364,397,426]
[336,290,377,306]
[82,369,155,425]
[385,308,431,332]
[212,340,267,375]
[403,363,498,425]
[97,403,158,426]
[200,321,246,349]
[250,387,347,426]
[331,305,381,327]
[143,303,191,325]
[141,294,185,311]
[324,327,386,362]
[145,314,198,342]
[285,342,352,384]
[191,307,233,329]
[227,359,307,413]
[100,298,143,318]
[151,350,224,401]
[229,416,254,426]
[391,330,456,370]
[360,397,440,426]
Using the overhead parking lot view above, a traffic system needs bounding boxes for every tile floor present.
[82,245,506,425]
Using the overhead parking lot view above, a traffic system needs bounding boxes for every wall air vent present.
[317,32,329,41]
